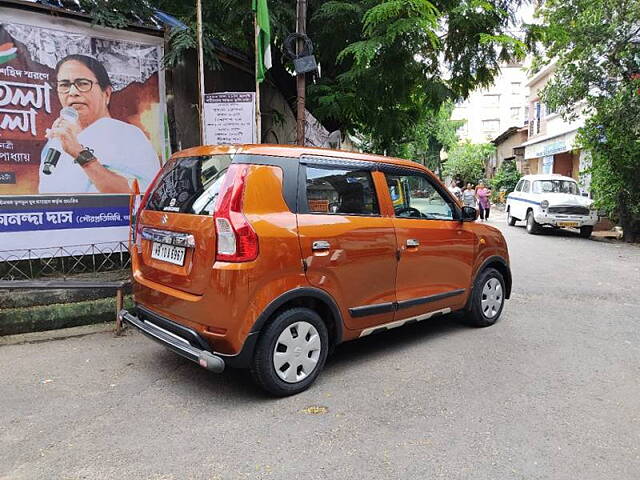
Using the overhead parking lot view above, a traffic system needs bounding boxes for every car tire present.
[579,225,593,238]
[467,267,506,327]
[506,207,517,226]
[526,210,540,234]
[250,307,329,397]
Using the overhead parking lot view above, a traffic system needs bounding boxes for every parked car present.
[119,145,512,396]
[505,174,598,238]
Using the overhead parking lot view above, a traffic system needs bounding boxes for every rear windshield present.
[146,155,232,214]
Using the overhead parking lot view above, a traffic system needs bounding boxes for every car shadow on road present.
[325,312,470,374]
[148,311,473,401]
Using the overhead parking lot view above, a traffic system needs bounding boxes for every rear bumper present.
[118,308,225,373]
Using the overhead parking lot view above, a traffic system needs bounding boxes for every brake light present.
[213,164,259,262]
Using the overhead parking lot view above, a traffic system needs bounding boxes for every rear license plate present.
[151,242,186,266]
[558,221,579,227]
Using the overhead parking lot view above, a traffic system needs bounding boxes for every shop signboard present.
[0,7,167,256]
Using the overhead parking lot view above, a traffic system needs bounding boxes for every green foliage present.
[442,142,495,185]
[490,159,521,198]
[577,84,640,239]
[309,0,525,152]
[397,102,463,174]
[531,0,640,241]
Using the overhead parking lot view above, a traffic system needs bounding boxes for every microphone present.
[42,106,79,175]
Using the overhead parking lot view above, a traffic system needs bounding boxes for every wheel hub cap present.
[273,321,321,383]
[481,278,503,319]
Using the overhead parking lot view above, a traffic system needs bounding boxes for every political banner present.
[0,7,167,256]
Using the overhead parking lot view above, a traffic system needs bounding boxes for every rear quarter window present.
[146,155,232,214]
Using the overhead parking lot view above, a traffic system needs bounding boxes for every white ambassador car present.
[506,174,598,238]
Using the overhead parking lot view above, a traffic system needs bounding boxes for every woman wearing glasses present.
[38,54,158,193]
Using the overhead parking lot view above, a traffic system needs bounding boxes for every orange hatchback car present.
[120,145,511,396]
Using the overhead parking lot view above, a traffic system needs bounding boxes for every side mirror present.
[581,192,589,197]
[461,206,477,222]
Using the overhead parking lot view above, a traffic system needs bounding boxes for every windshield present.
[532,180,579,195]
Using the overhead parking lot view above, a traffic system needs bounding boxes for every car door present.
[509,179,525,219]
[384,169,476,323]
[296,156,398,331]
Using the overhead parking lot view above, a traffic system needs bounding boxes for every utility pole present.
[196,0,206,144]
[296,0,307,146]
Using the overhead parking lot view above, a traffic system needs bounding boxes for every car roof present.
[522,174,577,182]
[171,144,429,172]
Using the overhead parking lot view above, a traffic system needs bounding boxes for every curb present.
[0,295,133,336]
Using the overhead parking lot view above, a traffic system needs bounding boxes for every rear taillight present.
[213,164,259,262]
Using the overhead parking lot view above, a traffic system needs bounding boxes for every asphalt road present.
[2,213,639,480]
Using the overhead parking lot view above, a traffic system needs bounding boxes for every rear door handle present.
[406,239,420,247]
[312,240,331,251]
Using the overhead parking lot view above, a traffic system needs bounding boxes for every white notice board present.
[203,92,256,145]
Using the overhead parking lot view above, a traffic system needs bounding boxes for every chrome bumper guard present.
[118,309,225,373]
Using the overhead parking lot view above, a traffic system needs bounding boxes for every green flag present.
[252,0,272,83]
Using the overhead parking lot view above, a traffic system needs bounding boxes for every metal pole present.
[254,16,262,144]
[196,0,206,144]
[296,0,307,146]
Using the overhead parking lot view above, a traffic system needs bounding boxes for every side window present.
[305,166,379,215]
[385,173,454,220]
[522,180,531,193]
[514,179,524,192]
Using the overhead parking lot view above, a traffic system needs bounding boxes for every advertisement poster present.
[0,8,167,256]
[203,92,255,145]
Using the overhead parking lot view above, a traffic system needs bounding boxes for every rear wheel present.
[506,207,517,226]
[579,225,593,238]
[467,267,506,327]
[251,307,329,397]
[526,210,540,234]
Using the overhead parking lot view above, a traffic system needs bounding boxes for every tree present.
[309,0,526,154]
[529,0,640,241]
[397,102,463,174]
[490,158,521,201]
[442,142,495,185]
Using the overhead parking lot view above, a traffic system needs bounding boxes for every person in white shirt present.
[39,54,159,194]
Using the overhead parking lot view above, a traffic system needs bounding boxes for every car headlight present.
[540,200,549,209]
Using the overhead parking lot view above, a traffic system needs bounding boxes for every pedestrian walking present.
[476,182,491,221]
[449,180,462,202]
[462,183,476,208]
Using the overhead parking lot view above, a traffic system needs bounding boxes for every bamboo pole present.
[196,0,206,144]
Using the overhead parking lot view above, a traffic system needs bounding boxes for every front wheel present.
[251,308,329,397]
[467,267,506,327]
[506,207,517,226]
[579,225,593,238]
[526,210,540,234]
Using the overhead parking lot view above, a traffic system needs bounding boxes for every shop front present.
[522,130,581,180]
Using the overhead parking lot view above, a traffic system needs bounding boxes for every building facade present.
[451,63,529,143]
[520,61,590,187]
